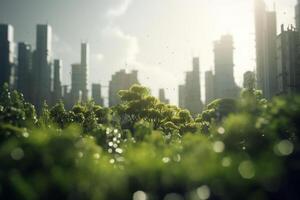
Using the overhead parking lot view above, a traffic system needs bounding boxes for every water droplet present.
[275,140,294,156]
[238,160,255,179]
[22,132,29,138]
[116,148,123,154]
[93,153,100,159]
[11,148,24,160]
[222,157,231,167]
[133,191,147,200]
[173,154,181,162]
[162,157,171,163]
[217,127,225,135]
[196,185,210,200]
[213,141,225,153]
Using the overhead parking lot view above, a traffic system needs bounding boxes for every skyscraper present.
[254,0,277,99]
[71,63,83,104]
[205,70,215,105]
[178,57,203,115]
[158,88,169,104]
[0,24,14,87]
[276,25,300,94]
[243,71,256,90]
[92,84,104,106]
[178,84,186,109]
[53,59,62,103]
[80,43,89,102]
[17,42,32,100]
[295,0,300,30]
[32,24,52,111]
[70,43,89,105]
[214,35,238,99]
[109,69,139,107]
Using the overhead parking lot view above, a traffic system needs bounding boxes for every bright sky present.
[0,0,297,105]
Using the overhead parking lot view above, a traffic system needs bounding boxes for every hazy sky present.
[0,0,297,105]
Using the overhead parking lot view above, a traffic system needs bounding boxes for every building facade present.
[205,70,215,105]
[70,43,89,105]
[178,57,203,115]
[17,42,32,100]
[214,35,239,99]
[92,84,104,106]
[243,71,256,90]
[0,24,14,87]
[254,0,278,99]
[158,88,170,104]
[109,70,139,107]
[32,24,52,111]
[276,25,300,94]
[53,59,62,103]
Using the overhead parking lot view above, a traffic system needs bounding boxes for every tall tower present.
[214,35,237,99]
[0,24,14,87]
[277,25,300,94]
[295,0,300,30]
[33,24,52,111]
[71,63,82,104]
[158,88,170,104]
[254,0,277,99]
[80,43,89,102]
[178,57,203,115]
[17,42,32,100]
[205,70,215,105]
[53,59,62,103]
[92,84,104,106]
[186,57,202,115]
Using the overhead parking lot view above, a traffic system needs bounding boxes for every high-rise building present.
[205,70,215,105]
[17,42,32,100]
[295,0,300,30]
[71,63,83,104]
[62,85,71,109]
[178,57,203,115]
[276,25,300,95]
[53,59,62,103]
[158,88,169,104]
[80,43,89,102]
[0,24,14,87]
[70,43,90,105]
[243,71,256,89]
[109,69,139,107]
[92,84,104,106]
[178,84,186,109]
[214,35,238,99]
[254,0,277,99]
[32,24,52,111]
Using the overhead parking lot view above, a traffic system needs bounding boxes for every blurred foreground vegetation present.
[0,84,300,200]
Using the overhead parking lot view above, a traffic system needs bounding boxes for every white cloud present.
[107,0,133,17]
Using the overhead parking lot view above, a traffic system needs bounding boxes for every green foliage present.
[0,85,300,199]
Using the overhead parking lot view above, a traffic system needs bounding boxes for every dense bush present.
[0,85,299,200]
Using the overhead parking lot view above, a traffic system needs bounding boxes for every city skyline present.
[0,0,297,104]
